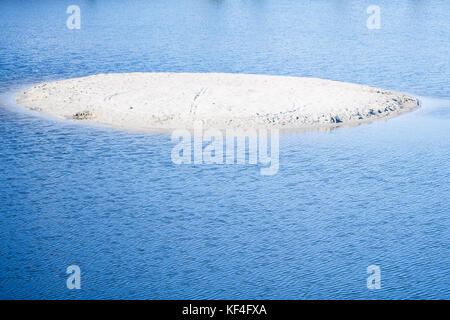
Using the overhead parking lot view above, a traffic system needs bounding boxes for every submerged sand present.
[15,73,420,132]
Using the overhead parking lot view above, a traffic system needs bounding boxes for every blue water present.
[0,0,449,299]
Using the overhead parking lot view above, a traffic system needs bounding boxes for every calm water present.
[0,0,449,299]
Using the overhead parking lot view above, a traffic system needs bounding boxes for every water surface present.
[0,0,449,299]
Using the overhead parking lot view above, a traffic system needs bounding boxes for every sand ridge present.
[15,72,420,132]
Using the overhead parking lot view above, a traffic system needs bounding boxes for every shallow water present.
[0,0,449,299]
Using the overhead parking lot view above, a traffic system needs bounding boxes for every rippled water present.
[0,0,449,299]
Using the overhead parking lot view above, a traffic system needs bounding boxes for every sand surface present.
[15,73,420,132]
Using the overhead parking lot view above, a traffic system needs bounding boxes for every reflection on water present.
[0,0,449,299]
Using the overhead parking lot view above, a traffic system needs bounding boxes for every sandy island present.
[15,73,420,132]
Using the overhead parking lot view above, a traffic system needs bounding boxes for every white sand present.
[15,72,419,132]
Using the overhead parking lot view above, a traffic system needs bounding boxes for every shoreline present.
[14,72,420,133]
